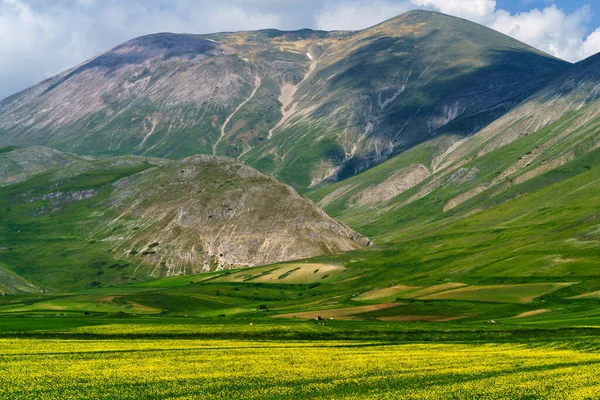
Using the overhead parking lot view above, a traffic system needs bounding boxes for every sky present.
[1,0,600,99]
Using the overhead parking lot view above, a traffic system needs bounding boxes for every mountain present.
[0,146,367,290]
[243,11,569,188]
[307,50,600,271]
[0,10,568,190]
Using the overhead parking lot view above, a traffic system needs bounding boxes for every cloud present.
[315,0,414,31]
[410,1,598,62]
[0,0,295,99]
[314,0,600,62]
[412,0,496,24]
[583,27,600,59]
[490,5,591,62]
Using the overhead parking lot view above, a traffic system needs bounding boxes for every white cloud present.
[412,0,496,24]
[409,1,599,62]
[583,27,600,59]
[490,5,591,62]
[0,0,288,99]
[315,1,414,31]
[313,0,600,62]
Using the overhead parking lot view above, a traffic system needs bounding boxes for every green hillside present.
[3,8,600,400]
[243,10,568,189]
[3,49,599,325]
[0,157,597,324]
[0,147,366,291]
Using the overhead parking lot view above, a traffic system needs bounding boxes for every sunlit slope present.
[10,159,597,322]
[1,156,598,323]
[306,151,600,291]
[0,31,324,159]
[241,10,567,188]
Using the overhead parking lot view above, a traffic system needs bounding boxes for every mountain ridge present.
[0,10,569,190]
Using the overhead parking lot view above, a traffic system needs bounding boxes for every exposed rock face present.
[0,11,568,190]
[354,164,430,207]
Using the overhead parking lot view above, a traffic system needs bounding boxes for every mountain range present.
[0,10,568,190]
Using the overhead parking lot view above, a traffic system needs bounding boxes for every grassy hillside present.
[1,96,599,322]
[1,132,599,398]
[0,147,366,291]
[4,103,598,323]
[1,156,598,323]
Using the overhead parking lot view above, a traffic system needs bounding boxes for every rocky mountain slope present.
[0,10,568,190]
[0,146,367,290]
[308,49,600,244]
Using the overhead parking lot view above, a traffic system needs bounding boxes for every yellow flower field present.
[1,337,599,399]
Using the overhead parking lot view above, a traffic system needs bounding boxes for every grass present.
[0,14,598,396]
[353,285,421,302]
[418,283,577,303]
[273,302,401,320]
[0,162,153,291]
[214,263,348,284]
[400,283,468,299]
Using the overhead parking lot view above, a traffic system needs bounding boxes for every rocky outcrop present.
[101,155,368,276]
[0,146,369,288]
[354,164,430,207]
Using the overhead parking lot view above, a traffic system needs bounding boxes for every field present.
[353,285,421,302]
[1,320,600,399]
[274,302,401,320]
[213,263,348,284]
[417,283,577,303]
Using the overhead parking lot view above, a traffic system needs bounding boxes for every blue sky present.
[1,0,599,99]
[499,0,592,16]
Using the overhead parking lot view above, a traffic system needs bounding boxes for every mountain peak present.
[117,32,220,53]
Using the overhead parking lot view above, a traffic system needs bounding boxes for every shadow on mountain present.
[317,43,569,181]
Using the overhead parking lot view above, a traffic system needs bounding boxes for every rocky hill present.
[0,146,367,290]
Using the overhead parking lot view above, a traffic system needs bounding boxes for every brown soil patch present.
[569,290,600,299]
[126,301,162,314]
[96,296,116,303]
[217,263,345,284]
[354,285,421,301]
